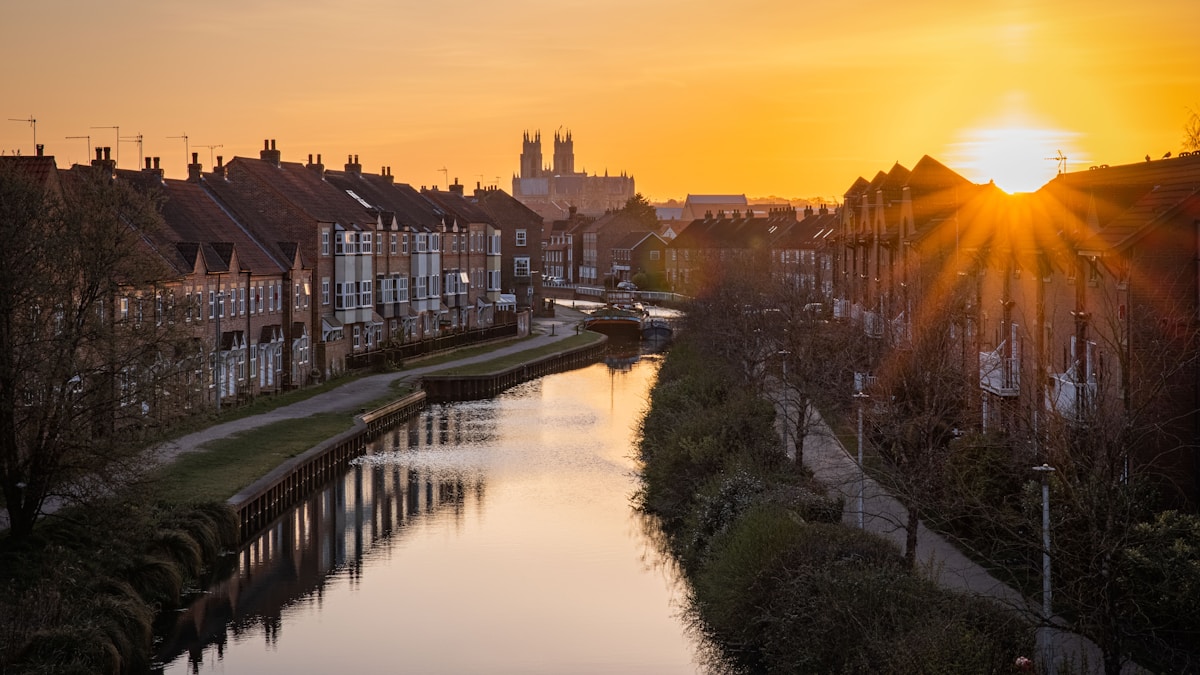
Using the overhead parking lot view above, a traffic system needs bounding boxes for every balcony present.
[1046,372,1096,421]
[979,342,1020,397]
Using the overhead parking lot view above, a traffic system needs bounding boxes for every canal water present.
[155,352,721,674]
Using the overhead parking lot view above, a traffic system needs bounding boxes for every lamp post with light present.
[854,372,870,529]
[1032,462,1056,668]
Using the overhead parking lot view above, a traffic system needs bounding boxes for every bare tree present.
[863,311,966,567]
[1,161,191,540]
[1184,106,1200,152]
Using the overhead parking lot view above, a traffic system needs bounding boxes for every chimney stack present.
[306,152,325,178]
[213,155,227,180]
[142,156,165,181]
[345,153,362,177]
[450,177,464,196]
[92,147,116,177]
[260,138,281,167]
[187,151,203,182]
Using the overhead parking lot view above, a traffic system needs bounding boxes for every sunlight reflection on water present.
[158,355,723,675]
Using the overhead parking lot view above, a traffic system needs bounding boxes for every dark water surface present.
[157,354,718,674]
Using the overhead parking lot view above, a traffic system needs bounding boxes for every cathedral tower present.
[520,130,543,178]
[553,129,575,176]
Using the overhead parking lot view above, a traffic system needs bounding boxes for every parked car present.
[544,275,562,286]
[616,280,637,291]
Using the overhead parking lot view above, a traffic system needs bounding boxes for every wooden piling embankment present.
[420,339,607,403]
[228,390,426,539]
[227,339,607,541]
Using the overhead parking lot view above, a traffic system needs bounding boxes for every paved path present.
[779,397,1140,675]
[158,308,590,463]
[2,308,591,530]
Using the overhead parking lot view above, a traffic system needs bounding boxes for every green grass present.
[430,332,603,376]
[142,328,597,505]
[149,413,355,504]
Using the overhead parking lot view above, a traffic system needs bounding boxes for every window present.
[362,233,373,255]
[445,272,456,295]
[353,324,362,348]
[390,233,398,254]
[335,232,345,255]
[322,278,330,305]
[514,257,530,277]
[249,344,257,381]
[402,233,409,253]
[451,235,458,253]
[429,274,439,296]
[295,283,302,309]
[650,249,660,261]
[417,234,427,253]
[375,233,382,255]
[239,287,246,315]
[397,275,408,302]
[322,230,330,256]
[377,275,387,304]
[515,229,527,247]
[208,291,215,319]
[488,269,500,291]
[416,276,426,299]
[335,282,345,310]
[431,234,440,251]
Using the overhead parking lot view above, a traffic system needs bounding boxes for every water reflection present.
[157,354,720,675]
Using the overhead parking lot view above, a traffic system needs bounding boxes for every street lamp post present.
[1032,462,1057,668]
[854,372,870,530]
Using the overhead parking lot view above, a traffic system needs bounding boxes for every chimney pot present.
[264,140,270,150]
[96,147,103,161]
[317,153,322,164]
[104,147,111,161]
[271,139,276,150]
[36,144,43,157]
[216,156,223,168]
[308,153,313,164]
[192,152,198,164]
[153,157,160,170]
[145,157,152,169]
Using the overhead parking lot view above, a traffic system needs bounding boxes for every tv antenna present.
[1045,150,1067,175]
[121,133,144,169]
[7,115,36,150]
[91,125,120,166]
[66,135,91,161]
[437,166,448,188]
[194,144,223,166]
[168,133,189,166]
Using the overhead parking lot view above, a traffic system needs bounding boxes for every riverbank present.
[636,322,1033,673]
[0,307,602,675]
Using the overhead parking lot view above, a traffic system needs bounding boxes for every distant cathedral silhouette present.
[512,129,634,220]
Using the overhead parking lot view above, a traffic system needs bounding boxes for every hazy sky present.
[2,0,1197,200]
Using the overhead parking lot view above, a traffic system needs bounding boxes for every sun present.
[948,126,1080,194]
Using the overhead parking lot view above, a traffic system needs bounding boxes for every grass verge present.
[149,413,355,504]
[430,332,603,376]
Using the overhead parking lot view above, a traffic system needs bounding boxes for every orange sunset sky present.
[2,0,1198,201]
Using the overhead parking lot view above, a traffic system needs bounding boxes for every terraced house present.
[832,152,1200,502]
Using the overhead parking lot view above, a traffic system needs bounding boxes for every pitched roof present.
[153,178,287,276]
[322,170,444,230]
